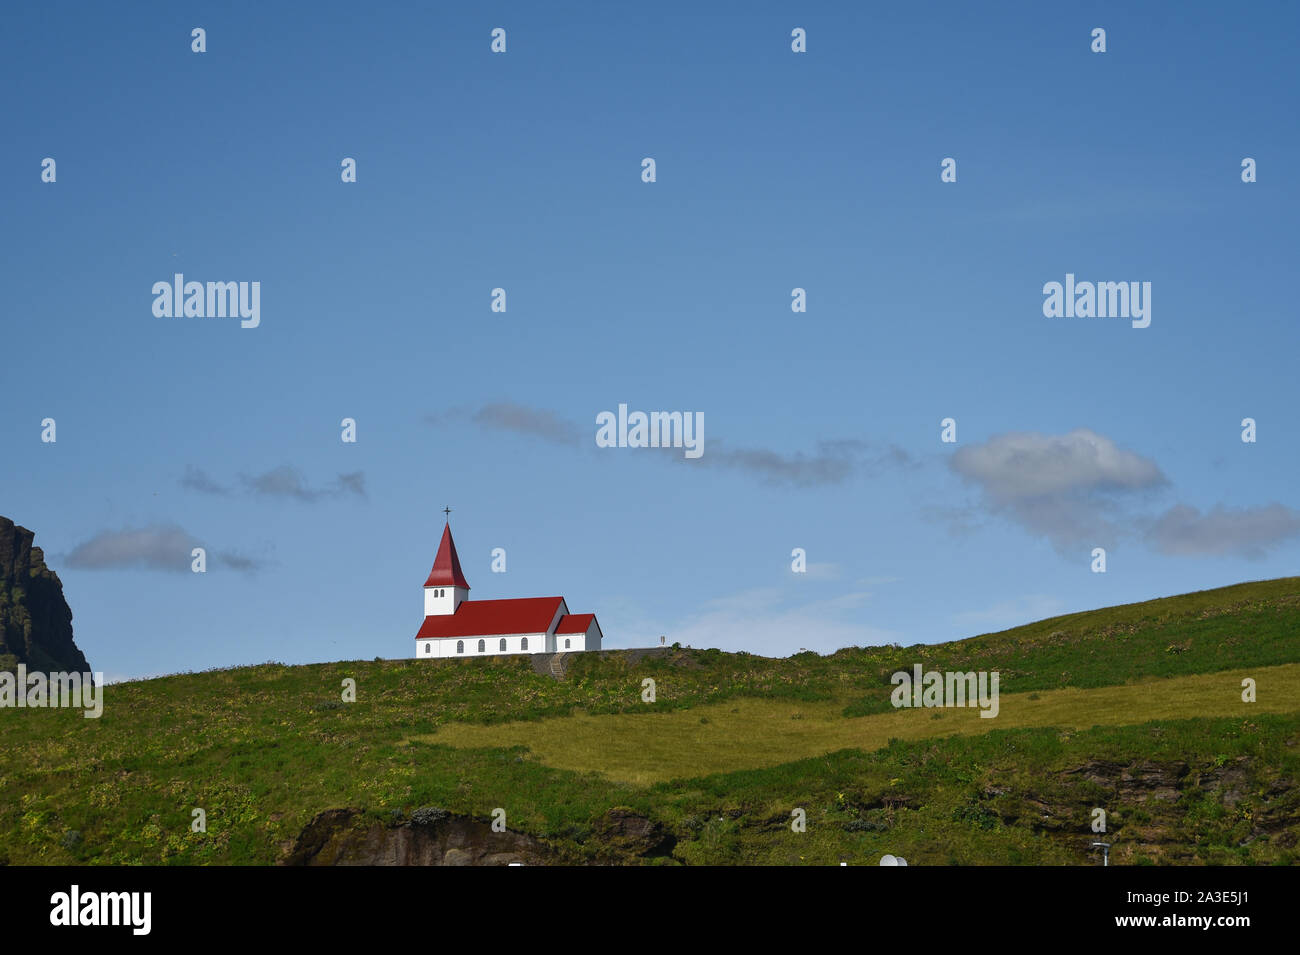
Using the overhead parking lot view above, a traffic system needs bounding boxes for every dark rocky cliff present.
[283,808,561,866]
[283,806,676,865]
[0,516,90,673]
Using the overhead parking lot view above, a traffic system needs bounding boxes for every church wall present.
[416,632,550,659]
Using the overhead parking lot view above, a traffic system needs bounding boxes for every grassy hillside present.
[2,578,1298,865]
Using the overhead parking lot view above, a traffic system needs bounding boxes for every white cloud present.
[951,428,1165,500]
[949,428,1166,552]
[802,561,842,581]
[609,583,900,657]
[1145,503,1300,559]
[66,524,196,572]
[65,524,262,573]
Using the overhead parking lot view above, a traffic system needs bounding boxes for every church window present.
[425,643,430,654]
[456,640,464,654]
[478,639,485,653]
[565,638,571,649]
[521,637,528,651]
[499,638,507,652]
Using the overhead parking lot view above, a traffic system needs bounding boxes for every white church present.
[415,521,604,659]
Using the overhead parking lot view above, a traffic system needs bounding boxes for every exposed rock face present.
[283,808,564,866]
[592,807,677,858]
[978,756,1297,863]
[0,517,90,674]
[1063,758,1190,803]
[284,806,677,866]
[284,805,681,867]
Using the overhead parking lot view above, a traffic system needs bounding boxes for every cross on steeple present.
[443,506,452,520]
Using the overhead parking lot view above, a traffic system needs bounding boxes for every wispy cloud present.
[181,465,366,502]
[1145,503,1300,559]
[947,428,1300,561]
[426,402,581,445]
[180,465,229,496]
[65,524,262,573]
[431,401,916,488]
[216,551,263,572]
[240,465,366,502]
[696,439,916,487]
[334,472,366,498]
[474,403,581,445]
[620,583,901,656]
[801,562,842,582]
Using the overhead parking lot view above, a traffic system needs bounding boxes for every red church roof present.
[423,523,471,590]
[555,613,595,634]
[416,596,566,639]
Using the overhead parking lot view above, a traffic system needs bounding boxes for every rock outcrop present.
[283,805,677,865]
[0,517,90,673]
[591,807,677,858]
[283,808,565,866]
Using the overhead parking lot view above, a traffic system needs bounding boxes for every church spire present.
[424,521,471,590]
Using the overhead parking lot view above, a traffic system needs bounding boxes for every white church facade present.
[415,521,604,659]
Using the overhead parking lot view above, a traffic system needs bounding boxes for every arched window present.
[425,643,431,654]
[478,639,485,653]
[456,640,464,654]
[499,638,507,652]
[565,638,571,649]
[521,637,528,651]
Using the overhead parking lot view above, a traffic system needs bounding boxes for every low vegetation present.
[2,577,1297,865]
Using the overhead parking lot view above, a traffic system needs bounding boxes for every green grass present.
[1,576,1298,865]
[424,662,1300,784]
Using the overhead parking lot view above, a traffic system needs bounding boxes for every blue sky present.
[3,1,1297,681]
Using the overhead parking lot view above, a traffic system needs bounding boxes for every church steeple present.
[424,522,471,590]
[423,520,470,616]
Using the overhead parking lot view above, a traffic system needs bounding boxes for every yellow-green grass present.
[419,662,1300,785]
